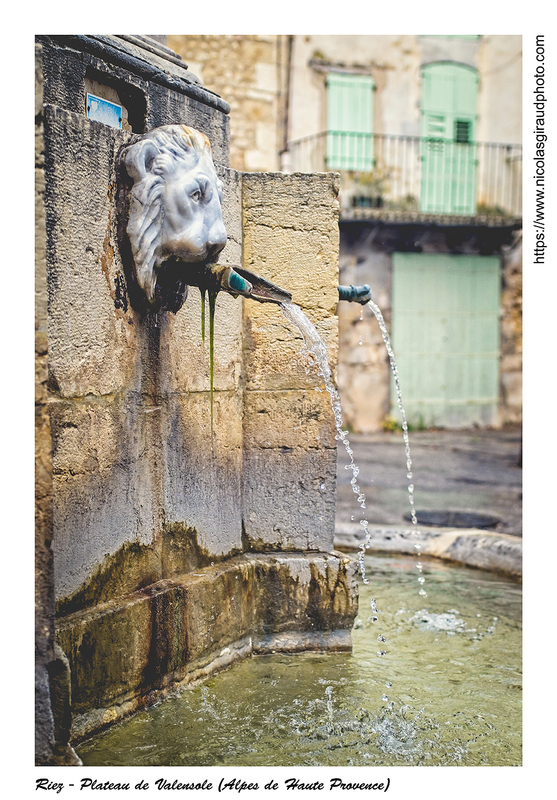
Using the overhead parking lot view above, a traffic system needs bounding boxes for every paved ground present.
[335,425,522,538]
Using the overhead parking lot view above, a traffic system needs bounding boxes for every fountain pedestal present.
[36,35,357,750]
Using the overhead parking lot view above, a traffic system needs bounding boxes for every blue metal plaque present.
[86,93,123,129]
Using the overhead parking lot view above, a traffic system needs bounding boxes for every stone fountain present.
[35,35,358,764]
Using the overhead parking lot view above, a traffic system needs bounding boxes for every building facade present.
[169,34,522,430]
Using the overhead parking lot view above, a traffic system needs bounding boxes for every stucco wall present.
[288,35,522,145]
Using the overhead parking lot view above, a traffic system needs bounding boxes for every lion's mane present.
[119,125,213,304]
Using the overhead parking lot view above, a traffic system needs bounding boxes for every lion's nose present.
[207,215,227,256]
[207,241,226,260]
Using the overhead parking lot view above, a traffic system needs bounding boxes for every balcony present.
[287,131,522,225]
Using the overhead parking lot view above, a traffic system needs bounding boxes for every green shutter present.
[391,252,501,428]
[420,63,478,214]
[326,73,374,171]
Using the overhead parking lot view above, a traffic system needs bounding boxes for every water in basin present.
[77,553,521,767]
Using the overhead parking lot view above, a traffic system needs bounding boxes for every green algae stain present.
[199,281,218,440]
[200,288,206,343]
[208,288,218,438]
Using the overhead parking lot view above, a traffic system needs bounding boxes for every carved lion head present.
[118,125,227,312]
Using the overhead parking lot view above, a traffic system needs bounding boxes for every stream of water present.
[280,302,374,584]
[280,302,423,593]
[278,301,423,705]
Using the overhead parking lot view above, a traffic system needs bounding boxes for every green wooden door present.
[420,63,478,214]
[326,73,374,171]
[391,252,501,428]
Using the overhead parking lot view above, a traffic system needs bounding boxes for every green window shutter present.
[391,252,501,428]
[326,73,374,171]
[420,63,479,214]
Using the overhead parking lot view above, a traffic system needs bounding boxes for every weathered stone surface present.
[45,106,136,399]
[37,35,230,166]
[243,390,337,450]
[36,40,58,766]
[40,37,357,755]
[168,35,279,172]
[56,552,358,741]
[50,395,161,601]
[241,172,340,551]
[36,41,82,767]
[243,448,337,551]
[335,523,522,579]
[162,391,244,556]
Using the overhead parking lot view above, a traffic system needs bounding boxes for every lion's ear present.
[122,138,159,182]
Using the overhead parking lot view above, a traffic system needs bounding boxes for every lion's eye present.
[190,190,201,203]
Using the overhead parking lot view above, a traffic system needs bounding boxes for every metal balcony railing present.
[287,131,522,220]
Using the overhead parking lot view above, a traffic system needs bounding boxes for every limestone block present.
[243,303,339,392]
[162,289,243,394]
[56,590,161,712]
[162,391,244,557]
[242,448,337,551]
[184,561,254,661]
[250,552,358,634]
[45,106,138,398]
[241,172,339,393]
[243,389,337,450]
[51,397,160,602]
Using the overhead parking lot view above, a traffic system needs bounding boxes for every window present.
[326,72,374,171]
[455,119,472,144]
[420,62,479,214]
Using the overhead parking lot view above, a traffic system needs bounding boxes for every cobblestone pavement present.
[335,425,522,538]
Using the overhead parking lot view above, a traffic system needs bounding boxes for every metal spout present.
[338,284,372,304]
[218,265,292,305]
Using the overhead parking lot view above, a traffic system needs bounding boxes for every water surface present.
[78,554,521,767]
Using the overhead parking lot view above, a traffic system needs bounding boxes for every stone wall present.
[168,35,281,172]
[35,38,57,765]
[38,36,357,747]
[499,235,522,424]
[35,41,81,767]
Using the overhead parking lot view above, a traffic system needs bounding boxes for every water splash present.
[279,302,373,583]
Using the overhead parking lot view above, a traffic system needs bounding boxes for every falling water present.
[366,301,417,526]
[280,302,374,584]
[363,299,425,596]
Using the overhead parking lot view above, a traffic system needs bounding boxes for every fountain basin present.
[76,553,521,767]
[57,551,358,742]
